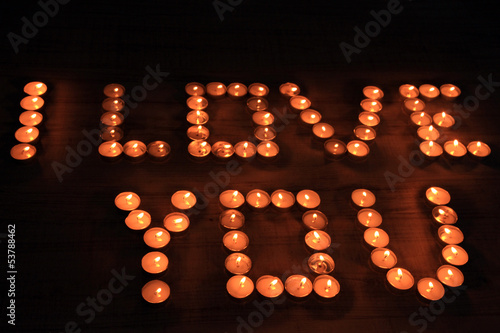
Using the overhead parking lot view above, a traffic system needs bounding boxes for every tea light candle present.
[399,84,419,98]
[417,278,445,301]
[102,97,125,112]
[324,139,347,157]
[290,96,311,111]
[141,252,168,274]
[142,280,170,303]
[10,144,36,160]
[212,141,235,158]
[370,248,397,269]
[123,140,147,158]
[257,141,279,158]
[143,227,170,249]
[256,276,284,298]
[220,190,245,209]
[410,112,432,126]
[220,209,245,229]
[227,275,254,299]
[223,230,249,251]
[185,82,205,96]
[171,190,196,210]
[98,141,123,158]
[20,96,44,110]
[444,140,467,157]
[438,225,464,245]
[347,140,370,157]
[360,99,382,112]
[187,125,210,141]
[442,245,468,266]
[302,210,328,230]
[386,268,414,290]
[14,126,39,143]
[358,112,380,127]
[467,141,491,158]
[357,208,382,227]
[103,83,125,98]
[246,189,271,210]
[351,189,376,207]
[364,228,389,248]
[279,82,300,97]
[432,206,458,225]
[296,190,320,209]
[24,81,47,96]
[188,140,211,157]
[225,254,252,275]
[300,109,322,125]
[206,82,227,97]
[305,230,331,251]
[426,187,451,205]
[313,275,340,298]
[247,97,269,111]
[114,192,140,211]
[363,86,384,100]
[440,84,461,99]
[404,98,425,112]
[163,212,190,232]
[101,111,124,126]
[186,110,209,125]
[252,111,274,126]
[254,126,277,141]
[248,83,269,97]
[227,83,247,98]
[19,111,43,126]
[417,125,440,141]
[285,275,312,298]
[271,190,295,210]
[419,140,443,159]
[433,112,455,128]
[308,253,335,274]
[147,141,171,159]
[353,125,376,141]
[125,210,151,230]
[234,141,257,159]
[419,84,440,100]
[186,96,208,110]
[437,265,464,287]
[100,126,124,141]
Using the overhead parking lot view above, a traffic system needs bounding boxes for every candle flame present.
[368,212,372,218]
[453,139,458,147]
[366,129,370,133]
[36,83,43,88]
[334,143,339,148]
[111,142,117,149]
[313,231,320,241]
[155,231,163,238]
[256,192,261,198]
[240,276,246,287]
[448,269,454,277]
[429,125,434,131]
[429,141,434,147]
[264,113,270,119]
[201,141,207,147]
[374,230,380,239]
[32,97,38,102]
[132,143,138,149]
[384,250,390,258]
[197,98,202,102]
[278,193,283,200]
[441,111,446,118]
[31,113,37,119]
[312,213,317,221]
[438,208,445,215]
[232,233,238,242]
[27,128,33,133]
[266,143,271,148]
[126,194,133,200]
[154,256,161,263]
[264,127,269,133]
[137,212,144,219]
[243,142,248,149]
[397,268,403,279]
[428,281,434,289]
[110,129,115,134]
[232,191,239,200]
[321,126,326,132]
[319,255,325,261]
[174,218,183,224]
[300,277,307,288]
[431,187,438,195]
[236,256,241,265]
[451,247,458,256]
[113,99,118,104]
[193,86,198,90]
[235,84,240,88]
[327,279,332,288]
[373,89,379,93]
[305,194,310,200]
[444,228,451,234]
[259,87,264,91]
[450,87,455,91]
[111,115,117,120]
[311,114,316,119]
[217,84,223,89]
[270,279,278,288]
[24,146,30,152]
[430,87,435,91]
[158,144,164,149]
[477,141,481,147]
[114,87,119,92]
[368,116,374,120]
[354,143,360,148]
[155,288,162,295]
[230,213,236,221]
[414,100,419,104]
[371,101,377,106]
[291,87,297,91]
[257,99,261,103]
[301,99,306,104]
[409,86,415,90]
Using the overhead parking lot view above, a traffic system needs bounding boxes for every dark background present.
[1,0,499,332]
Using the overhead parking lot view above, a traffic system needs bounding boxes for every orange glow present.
[232,233,238,242]
[300,278,307,288]
[384,250,390,259]
[431,187,438,195]
[236,256,241,266]
[240,277,246,287]
[451,247,458,256]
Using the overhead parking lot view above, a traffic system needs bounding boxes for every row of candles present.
[10,81,48,160]
[351,187,466,301]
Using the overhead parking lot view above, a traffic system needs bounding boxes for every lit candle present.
[399,84,419,98]
[102,97,125,112]
[289,95,311,111]
[143,227,170,249]
[212,141,235,159]
[324,139,347,158]
[440,84,461,100]
[141,252,168,274]
[219,190,245,209]
[20,96,44,110]
[100,112,124,126]
[246,97,269,111]
[103,83,125,98]
[360,99,382,112]
[417,125,440,141]
[248,83,269,97]
[142,280,170,303]
[296,190,321,210]
[370,248,397,269]
[351,189,376,207]
[256,276,284,298]
[299,109,322,125]
[220,209,245,229]
[227,83,248,98]
[305,230,331,251]
[364,228,389,248]
[419,140,443,159]
[186,96,208,110]
[185,82,205,96]
[186,110,209,125]
[227,275,254,299]
[254,126,277,141]
[223,230,249,251]
[357,208,382,227]
[246,189,271,210]
[19,111,43,126]
[225,253,252,274]
[444,140,467,157]
[14,126,39,143]
[98,141,123,158]
[10,144,36,160]
[433,112,455,128]
[353,125,376,141]
[206,82,227,98]
[432,206,458,225]
[417,278,445,301]
[442,245,468,266]
[279,82,300,97]
[347,140,370,157]
[257,141,279,158]
[125,210,151,230]
[187,125,210,141]
[302,210,328,230]
[163,212,190,232]
[358,112,380,127]
[363,86,384,100]
[147,141,171,159]
[285,275,312,298]
[386,268,414,290]
[438,225,464,245]
[426,187,451,205]
[252,111,275,126]
[436,265,464,287]
[234,141,257,159]
[313,275,340,298]
[418,84,440,100]
[467,141,491,158]
[403,98,425,113]
[271,190,295,210]
[308,253,335,274]
[188,140,211,158]
[410,112,432,127]
[123,140,147,158]
[100,126,124,141]
[114,192,140,211]
[171,190,196,210]
[23,81,47,96]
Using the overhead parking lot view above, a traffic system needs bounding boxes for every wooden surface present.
[1,1,499,332]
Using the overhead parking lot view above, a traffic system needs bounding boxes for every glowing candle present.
[370,248,397,269]
[125,210,151,230]
[212,141,235,158]
[313,275,340,298]
[347,140,370,157]
[324,139,347,158]
[143,227,170,249]
[438,225,464,245]
[102,97,125,112]
[271,190,295,210]
[299,109,322,125]
[20,96,44,110]
[185,82,205,96]
[186,96,208,110]
[363,86,384,100]
[443,140,467,157]
[399,84,419,98]
[123,140,147,158]
[436,265,464,287]
[351,189,376,207]
[141,252,168,274]
[357,208,382,227]
[246,189,271,210]
[234,141,257,159]
[256,276,284,298]
[290,95,311,111]
[419,140,443,159]
[227,83,247,98]
[358,112,380,127]
[163,212,190,232]
[220,209,245,229]
[171,190,196,210]
[100,126,124,141]
[360,99,382,112]
[252,111,275,126]
[440,84,461,99]
[296,190,320,209]
[114,192,140,211]
[410,112,432,126]
[426,187,451,205]
[364,228,389,248]
[147,141,171,159]
[247,97,269,111]
[14,126,39,143]
[24,81,47,96]
[419,84,440,100]
[432,206,458,225]
[186,110,209,125]
[219,190,245,209]
[442,245,468,266]
[308,253,335,274]
[386,268,414,290]
[254,126,277,141]
[403,98,425,112]
[467,141,491,158]
[100,112,124,126]
[257,141,279,158]
[206,82,227,98]
[417,278,445,301]
[285,275,312,298]
[10,144,36,160]
[248,83,269,97]
[223,230,249,251]
[187,125,210,141]
[433,112,455,128]
[225,253,252,274]
[142,280,170,303]
[354,125,376,141]
[227,275,254,299]
[19,111,43,126]
[305,230,331,251]
[417,125,440,141]
[302,210,328,230]
[98,141,123,158]
[188,140,211,158]
[279,82,300,97]
[103,83,125,98]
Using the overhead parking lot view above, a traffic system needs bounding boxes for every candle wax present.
[256,276,284,298]
[302,210,328,230]
[227,275,254,299]
[313,275,340,298]
[142,280,170,303]
[357,208,382,227]
[285,275,312,297]
[163,212,190,232]
[225,253,252,274]
[143,227,170,249]
[171,190,196,210]
[417,278,445,301]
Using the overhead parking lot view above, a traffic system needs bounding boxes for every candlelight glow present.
[373,89,379,93]
[232,233,238,242]
[305,194,310,200]
[448,269,454,277]
[154,256,161,264]
[431,187,438,195]
[217,84,223,89]
[428,281,434,290]
[236,256,241,266]
[409,86,415,90]
[397,268,403,280]
[429,125,434,131]
[230,213,236,221]
[240,277,246,287]
[114,87,119,92]
[31,113,36,119]
[264,113,270,119]
[454,140,458,147]
[232,191,239,200]
[371,101,377,106]
[374,231,380,239]
[430,141,434,147]
[113,99,118,104]
[266,143,271,149]
[430,87,435,91]
[270,279,278,288]
[27,128,33,134]
[235,84,240,88]
[368,115,374,120]
[174,218,183,224]
[438,208,445,215]
[243,142,248,149]
[137,212,144,219]
[444,228,451,234]
[111,115,117,120]
[451,247,458,256]
[126,194,133,201]
[32,97,38,102]
[442,112,446,118]
[155,231,163,238]
[300,278,307,288]
[132,143,138,149]
[259,87,264,91]
[354,143,360,148]
[312,213,317,221]
[24,146,30,152]
[278,193,283,200]
[384,250,390,258]
[313,231,321,242]
[111,142,117,149]
[36,83,43,88]
[301,99,306,104]
[197,98,202,103]
[154,288,162,295]
[291,87,297,91]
